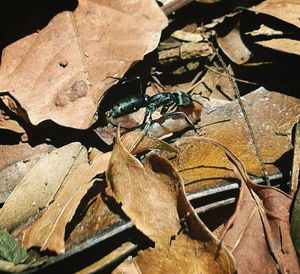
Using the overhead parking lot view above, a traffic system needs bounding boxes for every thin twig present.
[204,65,260,86]
[291,118,300,196]
[207,40,271,185]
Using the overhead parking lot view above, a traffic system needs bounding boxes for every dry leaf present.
[248,0,300,55]
[192,65,236,100]
[0,0,167,128]
[121,130,178,154]
[250,0,300,29]
[22,149,110,254]
[171,88,300,193]
[107,132,235,273]
[207,1,300,58]
[0,143,53,203]
[65,132,177,250]
[0,109,24,133]
[200,87,300,168]
[65,189,121,251]
[0,142,86,230]
[210,137,300,273]
[255,39,300,56]
[217,20,251,65]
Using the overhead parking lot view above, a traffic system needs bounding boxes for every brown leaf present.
[201,88,300,167]
[207,1,300,58]
[212,137,300,274]
[107,133,236,273]
[22,149,109,254]
[250,0,300,29]
[107,136,179,242]
[171,88,300,193]
[0,110,24,133]
[0,143,53,203]
[249,0,300,55]
[121,130,178,154]
[192,65,236,100]
[0,0,167,128]
[65,190,121,251]
[217,20,251,65]
[255,39,300,56]
[0,142,86,230]
[65,132,177,250]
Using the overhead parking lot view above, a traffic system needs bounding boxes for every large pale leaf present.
[22,149,110,254]
[0,143,53,203]
[0,142,87,230]
[250,0,300,29]
[0,0,167,128]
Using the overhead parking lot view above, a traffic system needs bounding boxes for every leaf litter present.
[177,137,299,273]
[107,132,236,273]
[0,0,167,129]
[0,0,300,272]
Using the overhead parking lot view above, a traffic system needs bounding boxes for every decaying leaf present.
[107,132,236,273]
[0,109,24,133]
[121,129,178,154]
[64,131,177,250]
[206,0,300,59]
[0,142,87,230]
[65,188,122,251]
[217,20,251,65]
[0,228,27,264]
[247,0,300,55]
[201,88,300,168]
[208,137,299,274]
[254,39,300,56]
[171,88,300,193]
[22,149,109,254]
[0,0,168,129]
[250,0,300,29]
[291,186,300,264]
[291,119,300,263]
[0,143,53,203]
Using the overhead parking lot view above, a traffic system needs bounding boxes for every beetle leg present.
[141,104,157,134]
[160,101,175,115]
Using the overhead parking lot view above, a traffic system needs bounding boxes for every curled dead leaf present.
[175,136,299,273]
[107,132,236,273]
[217,20,251,65]
[121,130,178,154]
